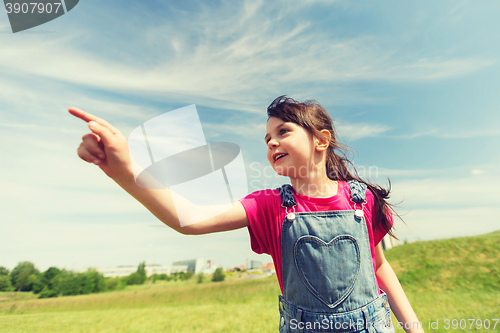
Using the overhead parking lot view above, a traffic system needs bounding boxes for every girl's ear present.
[315,130,331,152]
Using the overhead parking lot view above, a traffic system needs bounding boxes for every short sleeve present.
[372,205,394,246]
[364,188,394,246]
[238,189,281,255]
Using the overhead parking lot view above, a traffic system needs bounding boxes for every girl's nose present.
[267,138,278,149]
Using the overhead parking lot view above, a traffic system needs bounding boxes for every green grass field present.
[1,231,499,333]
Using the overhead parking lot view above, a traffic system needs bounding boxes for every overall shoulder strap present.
[348,180,367,204]
[278,184,296,207]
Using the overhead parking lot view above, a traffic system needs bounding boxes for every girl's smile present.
[272,152,288,162]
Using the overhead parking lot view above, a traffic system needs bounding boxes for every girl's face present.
[265,116,316,178]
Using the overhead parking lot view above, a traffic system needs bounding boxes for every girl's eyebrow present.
[264,122,286,142]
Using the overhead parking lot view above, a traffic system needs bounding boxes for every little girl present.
[70,96,424,333]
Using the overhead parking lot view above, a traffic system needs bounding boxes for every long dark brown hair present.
[267,95,399,239]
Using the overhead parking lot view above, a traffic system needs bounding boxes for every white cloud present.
[471,169,484,175]
[361,164,500,242]
[376,167,450,178]
[202,121,266,139]
[382,126,500,140]
[336,121,391,140]
[387,172,500,241]
[389,175,499,209]
[0,2,494,114]
[393,206,500,243]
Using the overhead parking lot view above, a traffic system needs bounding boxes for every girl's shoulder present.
[241,188,281,200]
[241,180,375,207]
[238,188,282,211]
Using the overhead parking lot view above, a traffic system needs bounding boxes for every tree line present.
[0,262,226,298]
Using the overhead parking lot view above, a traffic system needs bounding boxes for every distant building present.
[75,258,216,278]
[92,266,136,278]
[381,234,399,251]
[246,260,262,270]
[171,258,216,274]
[262,262,275,274]
[75,264,188,278]
[146,264,187,276]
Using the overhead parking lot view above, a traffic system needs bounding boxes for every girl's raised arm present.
[69,107,249,235]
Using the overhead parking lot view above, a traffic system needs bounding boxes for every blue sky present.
[1,0,499,272]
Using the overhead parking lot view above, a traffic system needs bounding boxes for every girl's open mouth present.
[275,153,288,162]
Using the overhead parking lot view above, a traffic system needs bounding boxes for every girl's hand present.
[69,107,133,184]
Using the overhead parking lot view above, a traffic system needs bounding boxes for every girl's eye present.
[265,128,289,144]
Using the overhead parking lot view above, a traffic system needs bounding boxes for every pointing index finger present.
[68,107,120,135]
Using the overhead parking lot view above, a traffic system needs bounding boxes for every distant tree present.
[212,267,225,282]
[52,269,103,296]
[0,275,13,291]
[126,272,143,285]
[33,267,61,294]
[42,267,61,284]
[105,277,125,291]
[59,270,79,296]
[40,267,61,291]
[10,262,40,292]
[124,262,148,285]
[135,261,147,284]
[151,273,168,283]
[176,271,194,281]
[88,269,106,293]
[38,286,58,298]
[77,269,106,294]
[0,266,9,276]
[32,279,44,294]
[196,273,205,284]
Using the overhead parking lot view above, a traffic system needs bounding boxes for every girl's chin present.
[273,166,287,176]
[273,166,310,179]
[273,166,295,177]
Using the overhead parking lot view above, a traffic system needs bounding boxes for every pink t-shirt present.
[239,180,392,294]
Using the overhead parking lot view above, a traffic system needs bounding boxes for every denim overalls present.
[277,180,394,333]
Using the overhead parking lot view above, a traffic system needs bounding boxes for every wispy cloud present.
[336,121,391,140]
[389,172,499,209]
[202,121,266,139]
[386,127,500,140]
[380,167,500,242]
[393,206,500,242]
[0,1,494,114]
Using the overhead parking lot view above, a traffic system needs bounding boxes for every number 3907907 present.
[5,2,62,14]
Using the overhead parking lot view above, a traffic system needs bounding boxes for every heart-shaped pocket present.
[294,235,360,308]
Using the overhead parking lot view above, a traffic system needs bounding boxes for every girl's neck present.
[290,175,338,198]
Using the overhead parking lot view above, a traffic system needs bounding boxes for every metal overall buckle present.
[281,203,297,222]
[350,198,366,219]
